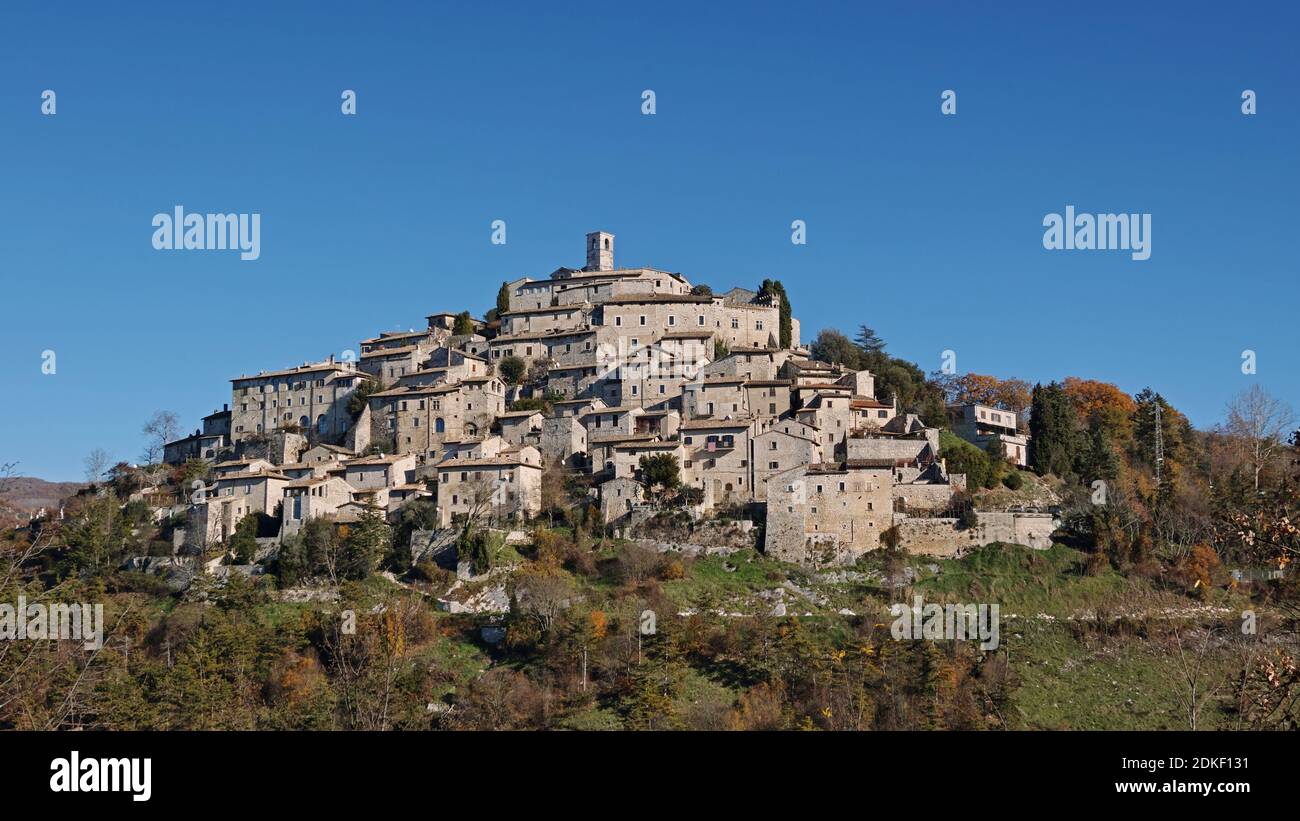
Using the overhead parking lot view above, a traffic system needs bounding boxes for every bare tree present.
[82,448,111,485]
[141,410,181,466]
[1162,625,1225,731]
[1223,385,1295,492]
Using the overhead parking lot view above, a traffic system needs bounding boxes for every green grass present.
[913,543,1158,616]
[1009,620,1243,730]
[660,548,791,612]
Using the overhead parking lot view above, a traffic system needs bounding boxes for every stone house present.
[280,475,355,537]
[191,468,290,547]
[598,477,645,525]
[681,416,757,508]
[434,445,542,527]
[230,357,363,442]
[764,461,895,566]
[745,379,793,422]
[498,410,545,446]
[682,374,748,419]
[612,439,684,483]
[342,453,417,494]
[540,415,588,466]
[751,425,824,502]
[369,376,506,457]
[302,443,353,464]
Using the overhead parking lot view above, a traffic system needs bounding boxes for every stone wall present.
[893,512,1059,557]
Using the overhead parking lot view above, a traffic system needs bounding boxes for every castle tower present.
[585,231,614,272]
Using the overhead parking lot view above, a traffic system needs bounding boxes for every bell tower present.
[585,231,614,271]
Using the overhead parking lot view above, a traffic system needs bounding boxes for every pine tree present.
[1028,382,1080,477]
[495,281,511,316]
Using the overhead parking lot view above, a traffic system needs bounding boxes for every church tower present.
[585,231,614,271]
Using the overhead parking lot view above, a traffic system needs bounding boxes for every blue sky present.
[1,1,1295,481]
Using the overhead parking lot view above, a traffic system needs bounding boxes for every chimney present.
[585,231,614,272]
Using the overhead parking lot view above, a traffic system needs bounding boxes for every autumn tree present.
[1223,384,1295,492]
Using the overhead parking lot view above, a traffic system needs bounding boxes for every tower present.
[585,231,614,272]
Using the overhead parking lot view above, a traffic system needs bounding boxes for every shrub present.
[1002,471,1025,490]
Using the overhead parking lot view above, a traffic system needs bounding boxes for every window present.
[639,315,646,326]
[769,461,779,469]
[668,315,676,326]
[615,316,622,327]
[698,315,705,326]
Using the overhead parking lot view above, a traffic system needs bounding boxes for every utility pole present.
[1153,403,1164,486]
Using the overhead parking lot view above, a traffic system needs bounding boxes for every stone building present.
[434,445,542,527]
[681,416,758,509]
[369,377,506,458]
[280,475,355,537]
[230,357,363,442]
[948,403,1030,466]
[764,461,895,566]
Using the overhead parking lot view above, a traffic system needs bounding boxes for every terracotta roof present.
[345,453,412,466]
[499,305,588,317]
[232,362,356,382]
[491,328,596,343]
[361,345,420,359]
[361,329,435,345]
[659,330,712,340]
[214,470,290,482]
[613,440,680,451]
[283,475,339,489]
[436,456,540,470]
[603,294,712,305]
[681,417,755,431]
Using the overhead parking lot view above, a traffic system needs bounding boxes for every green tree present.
[498,355,527,385]
[810,329,860,368]
[495,281,511,316]
[759,279,793,349]
[939,430,996,490]
[1077,422,1121,483]
[348,377,381,417]
[229,513,259,564]
[638,454,681,495]
[854,325,887,367]
[453,311,475,336]
[1029,382,1080,477]
[341,507,391,580]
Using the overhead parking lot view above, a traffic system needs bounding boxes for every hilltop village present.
[7,231,1296,733]
[157,231,1052,570]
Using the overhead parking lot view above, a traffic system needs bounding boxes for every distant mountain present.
[0,476,87,524]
